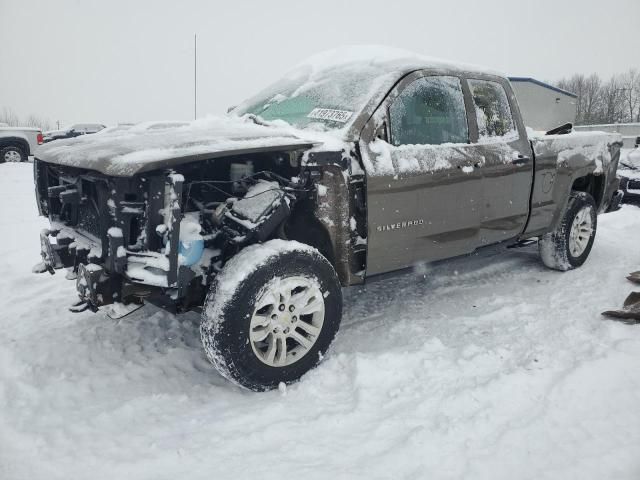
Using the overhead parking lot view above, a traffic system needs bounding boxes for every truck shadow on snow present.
[76,244,544,391]
[342,245,544,329]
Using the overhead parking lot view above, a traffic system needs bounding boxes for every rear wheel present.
[200,240,342,391]
[539,191,597,271]
[0,145,26,163]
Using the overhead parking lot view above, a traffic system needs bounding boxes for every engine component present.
[230,161,254,193]
[223,180,290,242]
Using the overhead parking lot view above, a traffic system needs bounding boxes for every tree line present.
[556,69,640,126]
[0,107,52,131]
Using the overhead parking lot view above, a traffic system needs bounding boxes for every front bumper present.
[34,171,204,311]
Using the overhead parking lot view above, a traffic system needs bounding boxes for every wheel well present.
[0,137,30,156]
[571,174,604,208]
[283,202,336,268]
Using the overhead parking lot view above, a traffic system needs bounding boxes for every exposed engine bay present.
[33,151,337,314]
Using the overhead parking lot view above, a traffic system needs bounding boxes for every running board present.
[507,239,537,249]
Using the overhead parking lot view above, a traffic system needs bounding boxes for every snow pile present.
[178,213,204,267]
[179,212,203,242]
[2,164,640,479]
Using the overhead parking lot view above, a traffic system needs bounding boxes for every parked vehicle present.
[0,126,43,162]
[32,48,623,390]
[619,148,640,205]
[43,123,105,143]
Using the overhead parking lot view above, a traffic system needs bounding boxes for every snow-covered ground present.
[1,162,640,480]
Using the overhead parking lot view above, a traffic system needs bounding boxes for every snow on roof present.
[234,46,506,137]
[290,45,504,78]
[0,126,41,132]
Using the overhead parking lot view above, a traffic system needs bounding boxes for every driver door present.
[361,71,486,276]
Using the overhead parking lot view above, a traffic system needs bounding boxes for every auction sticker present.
[307,108,353,123]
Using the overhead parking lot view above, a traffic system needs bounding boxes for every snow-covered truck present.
[33,47,623,390]
[0,126,43,162]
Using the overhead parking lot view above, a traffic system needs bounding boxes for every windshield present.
[233,64,397,131]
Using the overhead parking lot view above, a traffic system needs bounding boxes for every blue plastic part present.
[179,239,204,266]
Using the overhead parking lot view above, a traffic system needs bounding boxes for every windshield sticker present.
[307,108,353,123]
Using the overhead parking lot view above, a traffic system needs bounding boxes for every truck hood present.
[34,116,341,177]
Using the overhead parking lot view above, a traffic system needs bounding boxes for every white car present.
[0,126,43,163]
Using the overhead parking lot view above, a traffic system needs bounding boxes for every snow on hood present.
[35,115,345,177]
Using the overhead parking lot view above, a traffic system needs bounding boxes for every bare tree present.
[620,69,640,123]
[558,74,589,124]
[582,74,602,124]
[0,107,53,130]
[24,114,52,131]
[0,107,21,126]
[597,75,625,124]
[556,68,640,125]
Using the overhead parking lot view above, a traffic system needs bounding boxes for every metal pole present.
[194,34,197,120]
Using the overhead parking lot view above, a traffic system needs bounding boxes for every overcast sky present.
[1,0,638,128]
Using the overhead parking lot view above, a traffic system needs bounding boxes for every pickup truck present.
[32,47,623,391]
[43,123,106,143]
[0,126,43,162]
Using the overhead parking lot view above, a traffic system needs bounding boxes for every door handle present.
[512,155,530,165]
[456,160,484,169]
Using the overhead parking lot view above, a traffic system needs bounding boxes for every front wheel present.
[200,240,342,391]
[0,145,26,163]
[539,191,597,271]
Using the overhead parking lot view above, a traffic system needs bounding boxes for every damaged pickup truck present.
[33,48,623,390]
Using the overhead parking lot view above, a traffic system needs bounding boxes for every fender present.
[0,136,31,156]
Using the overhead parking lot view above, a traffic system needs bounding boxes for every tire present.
[0,145,27,163]
[200,239,342,391]
[539,191,597,271]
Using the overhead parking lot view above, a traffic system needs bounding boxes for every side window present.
[389,76,468,146]
[468,79,516,139]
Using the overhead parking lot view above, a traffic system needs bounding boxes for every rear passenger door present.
[465,77,534,244]
[362,72,486,276]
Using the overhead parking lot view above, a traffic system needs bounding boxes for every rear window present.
[468,79,516,141]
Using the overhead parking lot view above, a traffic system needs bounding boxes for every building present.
[574,123,640,149]
[508,77,577,132]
